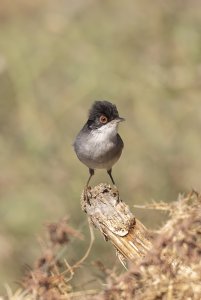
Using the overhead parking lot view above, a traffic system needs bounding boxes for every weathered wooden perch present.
[81,183,153,263]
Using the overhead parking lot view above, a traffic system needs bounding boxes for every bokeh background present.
[1,0,201,293]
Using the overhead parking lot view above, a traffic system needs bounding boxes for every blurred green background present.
[1,0,201,293]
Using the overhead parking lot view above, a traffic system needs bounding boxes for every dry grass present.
[1,190,200,299]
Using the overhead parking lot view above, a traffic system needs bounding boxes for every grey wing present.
[117,134,124,149]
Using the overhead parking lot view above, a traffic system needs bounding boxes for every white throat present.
[91,122,118,142]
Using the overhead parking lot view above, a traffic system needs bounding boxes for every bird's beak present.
[115,117,125,123]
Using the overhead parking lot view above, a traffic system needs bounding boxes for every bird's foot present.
[112,185,120,203]
[84,186,92,205]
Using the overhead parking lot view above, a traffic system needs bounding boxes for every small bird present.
[73,100,124,187]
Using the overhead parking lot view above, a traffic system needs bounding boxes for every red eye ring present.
[99,115,108,124]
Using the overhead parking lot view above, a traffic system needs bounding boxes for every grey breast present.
[74,129,123,170]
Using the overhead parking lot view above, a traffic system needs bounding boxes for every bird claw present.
[112,185,120,203]
[84,186,92,205]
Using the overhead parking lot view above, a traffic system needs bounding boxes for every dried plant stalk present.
[81,183,153,262]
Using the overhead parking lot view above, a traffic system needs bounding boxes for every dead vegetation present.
[95,190,201,300]
[3,190,201,300]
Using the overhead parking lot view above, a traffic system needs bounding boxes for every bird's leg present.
[84,168,94,204]
[86,168,94,187]
[107,169,115,185]
[107,169,120,202]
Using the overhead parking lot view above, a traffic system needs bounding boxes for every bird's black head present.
[87,100,124,129]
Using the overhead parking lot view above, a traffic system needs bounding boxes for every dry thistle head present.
[46,217,83,246]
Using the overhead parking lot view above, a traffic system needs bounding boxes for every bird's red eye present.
[99,115,108,124]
